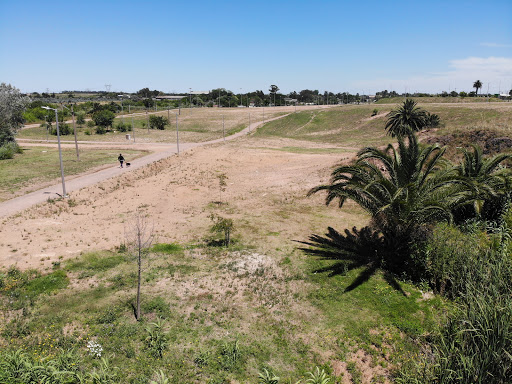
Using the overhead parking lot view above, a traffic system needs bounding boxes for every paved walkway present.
[0,114,286,218]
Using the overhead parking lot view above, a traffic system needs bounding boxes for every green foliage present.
[307,132,459,279]
[149,115,168,130]
[305,366,331,383]
[150,370,170,384]
[371,108,378,116]
[76,111,86,125]
[385,99,428,137]
[0,141,22,160]
[421,223,491,295]
[50,123,72,135]
[151,242,183,254]
[145,318,169,358]
[258,368,280,384]
[0,83,30,146]
[209,213,234,246]
[66,251,125,274]
[114,122,132,132]
[92,109,115,128]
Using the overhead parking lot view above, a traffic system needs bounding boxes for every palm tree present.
[308,132,463,275]
[453,145,512,222]
[473,80,483,96]
[385,99,428,137]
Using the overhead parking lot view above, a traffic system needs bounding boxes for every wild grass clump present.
[0,141,22,160]
[151,242,183,254]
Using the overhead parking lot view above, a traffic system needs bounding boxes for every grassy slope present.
[0,246,445,383]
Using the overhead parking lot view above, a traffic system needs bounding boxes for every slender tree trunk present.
[136,234,142,320]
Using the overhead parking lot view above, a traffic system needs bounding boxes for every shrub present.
[145,318,169,358]
[0,142,22,160]
[371,108,378,116]
[50,123,72,135]
[76,112,86,126]
[95,125,106,134]
[115,122,132,132]
[209,214,234,246]
[92,109,115,128]
[86,120,95,128]
[149,115,169,130]
[422,223,490,296]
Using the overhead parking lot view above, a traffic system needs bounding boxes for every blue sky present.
[1,0,511,94]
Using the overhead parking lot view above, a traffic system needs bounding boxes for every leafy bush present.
[50,123,72,135]
[86,120,95,128]
[95,125,106,134]
[115,122,132,132]
[92,109,115,128]
[422,223,490,296]
[76,112,86,125]
[149,115,169,130]
[209,214,234,246]
[0,142,22,160]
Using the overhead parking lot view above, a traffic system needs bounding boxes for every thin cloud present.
[480,42,512,48]
[353,56,512,93]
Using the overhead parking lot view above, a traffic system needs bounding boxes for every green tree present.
[385,99,427,137]
[269,85,279,106]
[92,109,115,129]
[453,145,512,222]
[307,132,461,277]
[0,83,30,146]
[473,80,483,96]
[149,115,168,130]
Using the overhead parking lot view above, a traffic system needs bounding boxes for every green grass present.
[255,106,393,147]
[375,96,504,104]
[0,242,447,383]
[0,147,147,201]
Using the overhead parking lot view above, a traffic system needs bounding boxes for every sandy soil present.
[0,133,362,270]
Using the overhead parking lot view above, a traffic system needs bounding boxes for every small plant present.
[84,129,91,135]
[194,350,211,367]
[219,339,242,370]
[371,108,378,116]
[258,368,280,383]
[145,318,168,358]
[209,213,234,246]
[86,120,95,128]
[217,172,228,203]
[150,370,170,384]
[76,112,86,126]
[305,367,331,383]
[87,340,103,358]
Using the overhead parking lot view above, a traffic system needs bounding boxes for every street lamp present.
[61,103,79,161]
[42,106,67,198]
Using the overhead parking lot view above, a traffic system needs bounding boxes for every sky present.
[1,0,511,95]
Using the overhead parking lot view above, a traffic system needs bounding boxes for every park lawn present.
[0,146,147,202]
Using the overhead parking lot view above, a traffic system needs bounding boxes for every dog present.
[126,162,131,168]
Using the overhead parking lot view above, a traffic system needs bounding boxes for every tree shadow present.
[298,226,406,294]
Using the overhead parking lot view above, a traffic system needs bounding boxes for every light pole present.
[175,112,180,155]
[42,106,67,198]
[61,104,79,161]
[118,95,125,125]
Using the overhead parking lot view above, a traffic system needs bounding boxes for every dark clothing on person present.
[118,154,125,168]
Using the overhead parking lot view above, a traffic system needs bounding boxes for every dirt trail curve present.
[0,114,287,219]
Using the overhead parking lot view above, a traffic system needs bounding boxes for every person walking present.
[118,153,125,168]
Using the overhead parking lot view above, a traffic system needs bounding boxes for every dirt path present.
[0,114,289,219]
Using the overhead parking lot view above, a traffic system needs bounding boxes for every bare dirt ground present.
[0,130,363,270]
